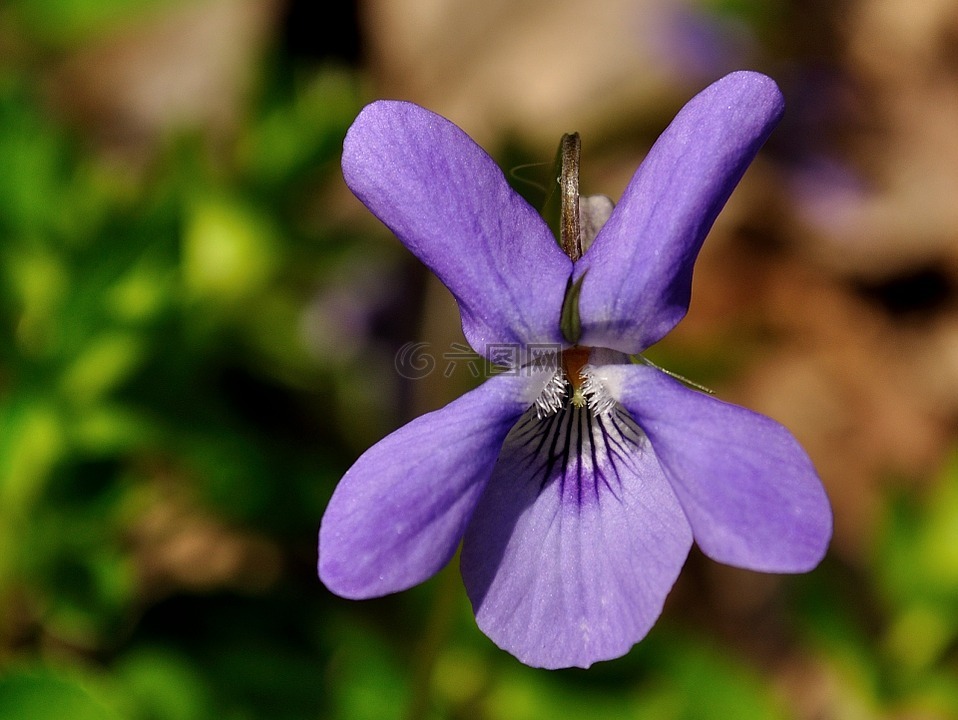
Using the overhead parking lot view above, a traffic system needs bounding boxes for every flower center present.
[561,346,591,408]
[534,346,615,419]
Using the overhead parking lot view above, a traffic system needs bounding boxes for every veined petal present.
[319,373,543,599]
[461,406,692,669]
[342,101,571,355]
[599,363,832,572]
[576,71,784,353]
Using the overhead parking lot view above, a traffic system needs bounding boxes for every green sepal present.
[560,271,587,344]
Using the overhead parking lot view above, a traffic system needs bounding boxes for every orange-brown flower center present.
[561,346,591,392]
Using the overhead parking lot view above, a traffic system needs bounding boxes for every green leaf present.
[560,272,586,344]
[182,195,279,305]
[0,670,122,720]
[9,0,179,46]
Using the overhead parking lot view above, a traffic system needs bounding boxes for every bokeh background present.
[2,0,958,718]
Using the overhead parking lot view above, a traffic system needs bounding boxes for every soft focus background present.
[2,0,958,718]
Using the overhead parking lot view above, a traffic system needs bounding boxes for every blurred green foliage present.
[1,1,958,719]
[0,1,375,713]
[6,0,181,47]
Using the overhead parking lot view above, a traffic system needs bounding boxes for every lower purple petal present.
[599,363,832,572]
[461,406,692,669]
[319,374,537,599]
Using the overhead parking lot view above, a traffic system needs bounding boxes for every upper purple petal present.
[342,101,571,356]
[461,406,692,668]
[598,363,831,572]
[576,71,784,353]
[318,373,539,599]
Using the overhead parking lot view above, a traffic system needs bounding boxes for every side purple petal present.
[319,374,538,599]
[342,101,571,356]
[599,363,832,572]
[461,407,692,668]
[576,71,784,353]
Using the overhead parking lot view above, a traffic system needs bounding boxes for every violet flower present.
[319,71,832,669]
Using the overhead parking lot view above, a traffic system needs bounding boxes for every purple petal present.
[461,406,692,669]
[342,101,571,356]
[319,374,539,599]
[598,363,832,572]
[576,71,784,353]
